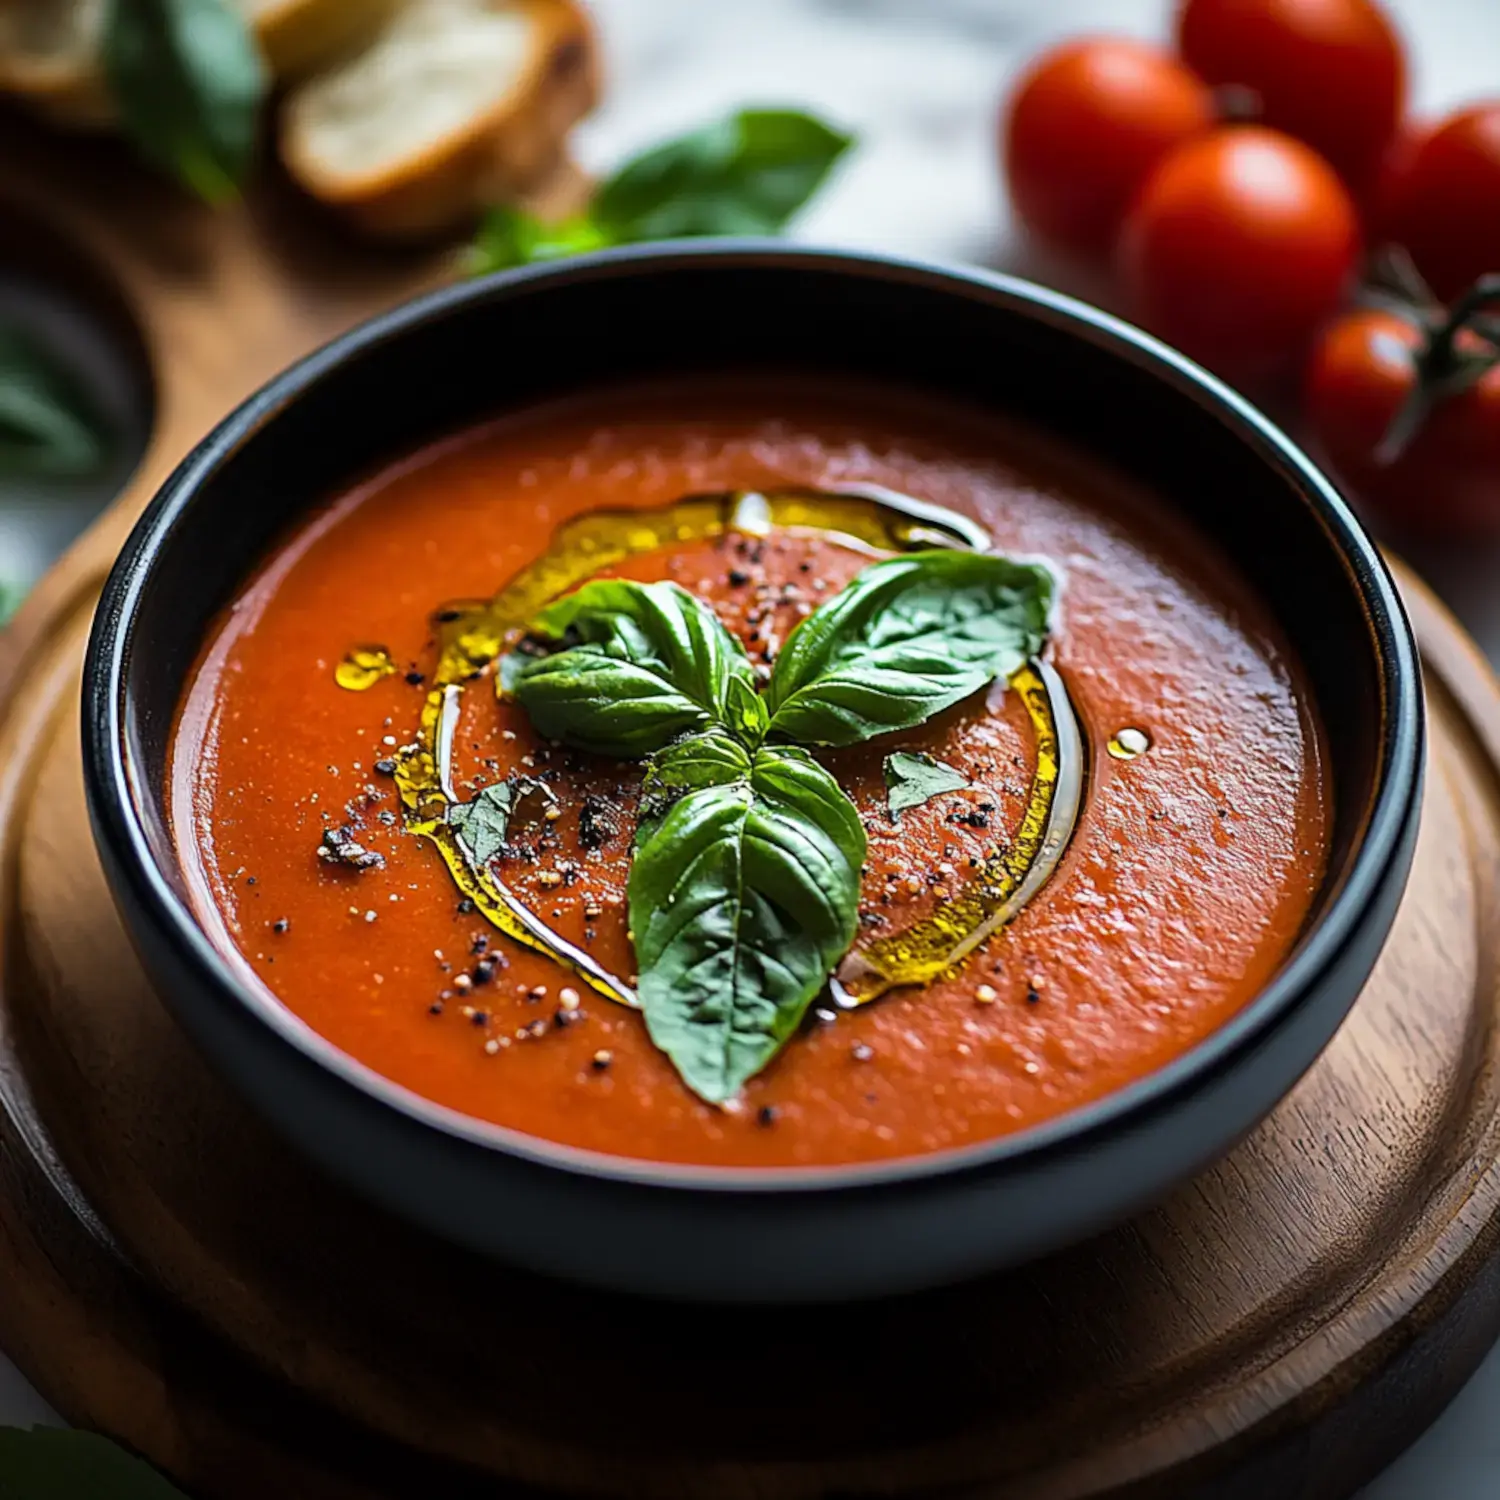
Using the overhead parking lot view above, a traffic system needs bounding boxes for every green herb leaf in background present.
[468,210,611,274]
[103,0,267,203]
[629,737,863,1104]
[449,776,556,867]
[884,751,969,819]
[0,1427,189,1498]
[592,108,853,239]
[765,551,1056,747]
[467,107,854,275]
[510,578,758,757]
[0,329,112,479]
[0,580,30,627]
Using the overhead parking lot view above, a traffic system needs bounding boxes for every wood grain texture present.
[0,103,1497,1500]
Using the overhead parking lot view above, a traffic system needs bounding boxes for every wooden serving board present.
[1,108,1499,1500]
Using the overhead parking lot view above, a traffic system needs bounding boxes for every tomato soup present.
[170,379,1330,1168]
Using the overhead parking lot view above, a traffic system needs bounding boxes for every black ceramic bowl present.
[84,244,1423,1303]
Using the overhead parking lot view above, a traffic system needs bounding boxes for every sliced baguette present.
[0,0,399,127]
[280,0,598,238]
[0,0,113,127]
[244,0,405,77]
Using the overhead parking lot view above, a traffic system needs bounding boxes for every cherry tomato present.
[1369,117,1431,241]
[1380,105,1500,302]
[1175,0,1405,191]
[1305,308,1500,537]
[1003,38,1214,259]
[1120,127,1361,379]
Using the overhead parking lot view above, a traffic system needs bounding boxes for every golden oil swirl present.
[341,486,1082,1012]
[831,659,1083,1006]
[334,644,395,691]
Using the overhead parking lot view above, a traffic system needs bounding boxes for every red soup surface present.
[171,379,1330,1169]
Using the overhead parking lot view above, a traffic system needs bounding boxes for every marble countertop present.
[6,0,1500,1493]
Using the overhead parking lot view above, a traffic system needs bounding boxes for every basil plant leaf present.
[467,208,611,276]
[0,580,28,625]
[465,107,853,273]
[884,751,969,819]
[0,329,111,479]
[723,673,770,747]
[637,724,753,843]
[765,551,1056,747]
[104,0,267,203]
[0,1426,190,1499]
[629,736,864,1104]
[449,776,555,867]
[510,579,756,757]
[592,108,854,241]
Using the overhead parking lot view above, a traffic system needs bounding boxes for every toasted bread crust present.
[252,0,404,77]
[0,0,113,126]
[281,0,599,238]
[0,0,401,124]
[0,0,597,233]
[1,68,115,127]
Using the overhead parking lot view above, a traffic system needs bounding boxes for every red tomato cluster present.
[1002,0,1500,536]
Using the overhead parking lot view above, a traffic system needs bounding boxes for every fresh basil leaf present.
[511,579,756,757]
[449,776,555,867]
[629,737,864,1104]
[465,108,854,273]
[724,673,770,747]
[765,551,1056,747]
[467,208,611,276]
[0,1427,190,1498]
[637,725,753,842]
[103,0,267,203]
[885,751,969,818]
[593,108,854,241]
[0,329,111,478]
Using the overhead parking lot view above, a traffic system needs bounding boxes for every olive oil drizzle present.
[830,658,1084,1007]
[345,485,1082,1013]
[334,644,395,691]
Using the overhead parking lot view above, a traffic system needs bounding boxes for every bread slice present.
[280,0,598,238]
[0,0,399,125]
[244,0,404,77]
[0,0,114,127]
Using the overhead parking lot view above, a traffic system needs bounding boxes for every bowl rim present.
[85,239,1424,1198]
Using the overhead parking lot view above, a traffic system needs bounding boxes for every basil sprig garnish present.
[765,550,1056,746]
[509,551,1056,1102]
[450,776,555,867]
[468,108,854,276]
[884,751,969,819]
[103,0,267,203]
[629,731,863,1103]
[513,578,759,756]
